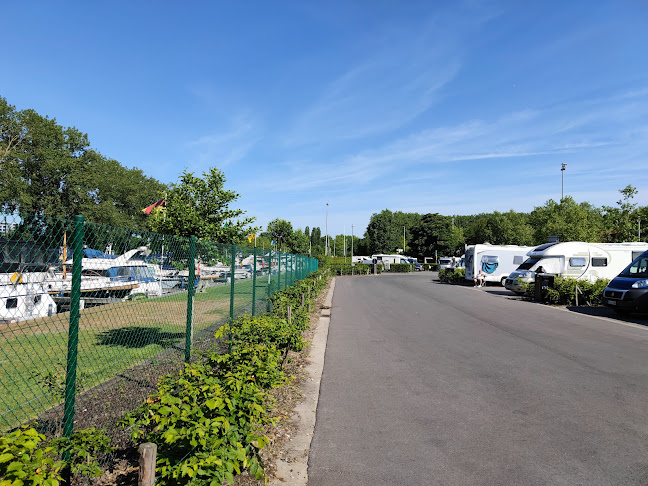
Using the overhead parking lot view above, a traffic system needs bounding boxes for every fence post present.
[185,236,196,363]
[252,247,257,316]
[267,249,272,313]
[62,215,84,481]
[278,251,282,292]
[138,443,157,486]
[229,243,236,351]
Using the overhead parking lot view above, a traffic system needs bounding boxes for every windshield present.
[619,253,648,278]
[517,257,539,270]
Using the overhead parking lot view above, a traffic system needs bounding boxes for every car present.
[407,258,422,271]
[602,249,648,314]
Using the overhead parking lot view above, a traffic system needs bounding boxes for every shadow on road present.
[563,305,648,326]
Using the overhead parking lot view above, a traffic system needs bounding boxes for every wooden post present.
[287,305,292,324]
[575,285,580,307]
[301,293,305,307]
[139,442,157,486]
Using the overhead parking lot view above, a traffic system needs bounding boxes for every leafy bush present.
[0,427,63,485]
[328,263,374,275]
[545,276,609,306]
[438,267,465,283]
[389,264,411,273]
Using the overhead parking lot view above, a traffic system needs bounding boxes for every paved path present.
[308,272,648,485]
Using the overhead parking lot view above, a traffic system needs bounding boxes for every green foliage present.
[410,213,463,260]
[51,428,114,478]
[365,209,421,254]
[149,167,259,243]
[0,96,167,227]
[529,197,604,243]
[31,362,89,402]
[544,276,610,306]
[602,185,640,242]
[121,268,329,485]
[389,263,411,273]
[438,267,465,283]
[328,263,374,275]
[463,210,534,246]
[0,427,63,485]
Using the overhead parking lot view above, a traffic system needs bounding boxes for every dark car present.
[407,258,422,271]
[603,250,648,313]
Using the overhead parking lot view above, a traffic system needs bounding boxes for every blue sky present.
[3,1,648,237]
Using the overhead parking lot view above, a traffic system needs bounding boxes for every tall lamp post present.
[351,224,355,265]
[561,163,567,200]
[325,203,329,256]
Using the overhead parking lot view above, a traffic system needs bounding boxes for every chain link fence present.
[0,212,317,451]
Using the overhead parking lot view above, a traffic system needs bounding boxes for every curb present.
[270,277,335,485]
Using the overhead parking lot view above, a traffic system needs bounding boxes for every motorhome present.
[465,244,534,285]
[371,254,410,265]
[505,242,648,294]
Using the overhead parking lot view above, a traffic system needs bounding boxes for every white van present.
[505,242,648,294]
[465,244,534,286]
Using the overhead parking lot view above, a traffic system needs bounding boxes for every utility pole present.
[561,163,567,200]
[351,224,355,265]
[403,226,406,254]
[325,203,329,256]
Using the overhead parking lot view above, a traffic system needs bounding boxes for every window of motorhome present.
[513,256,524,265]
[592,258,607,267]
[569,257,587,267]
[537,257,563,274]
[518,258,540,270]
[5,298,17,309]
[632,251,645,260]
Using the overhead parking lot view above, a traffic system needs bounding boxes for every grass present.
[0,276,278,432]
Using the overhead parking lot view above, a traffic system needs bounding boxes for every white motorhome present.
[465,244,535,285]
[505,241,648,294]
[371,254,410,265]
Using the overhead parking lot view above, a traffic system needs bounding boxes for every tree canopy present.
[0,96,167,228]
[149,167,258,243]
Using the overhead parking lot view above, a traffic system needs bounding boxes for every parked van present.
[505,242,648,294]
[602,250,648,313]
[438,257,455,271]
[465,244,534,286]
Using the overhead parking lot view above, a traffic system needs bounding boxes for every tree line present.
[3,95,646,260]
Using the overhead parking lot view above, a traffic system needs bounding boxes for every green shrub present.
[0,427,63,485]
[328,263,373,275]
[389,263,411,273]
[545,276,610,306]
[122,364,269,485]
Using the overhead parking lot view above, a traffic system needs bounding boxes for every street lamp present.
[561,163,567,200]
[351,224,354,265]
[325,203,329,256]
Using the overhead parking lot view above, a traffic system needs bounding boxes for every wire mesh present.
[0,212,318,464]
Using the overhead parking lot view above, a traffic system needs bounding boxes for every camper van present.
[371,254,410,265]
[505,242,648,294]
[465,244,534,286]
[602,250,648,313]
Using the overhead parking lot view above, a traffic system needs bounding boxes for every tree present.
[409,213,461,259]
[463,211,534,246]
[529,197,603,243]
[602,185,639,242]
[266,219,293,250]
[149,167,258,242]
[0,96,168,228]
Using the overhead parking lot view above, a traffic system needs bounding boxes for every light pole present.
[325,203,329,256]
[561,163,567,200]
[403,226,406,255]
[351,224,355,265]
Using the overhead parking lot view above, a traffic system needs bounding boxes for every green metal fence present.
[0,213,317,444]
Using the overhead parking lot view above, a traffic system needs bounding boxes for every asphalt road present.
[308,272,648,486]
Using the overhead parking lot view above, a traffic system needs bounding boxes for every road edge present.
[270,276,335,485]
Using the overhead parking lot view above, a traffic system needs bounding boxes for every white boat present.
[0,283,57,323]
[45,246,162,299]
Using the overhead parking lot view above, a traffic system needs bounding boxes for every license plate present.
[607,300,617,306]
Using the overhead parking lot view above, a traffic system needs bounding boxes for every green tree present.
[464,211,534,246]
[410,213,461,259]
[602,185,639,242]
[149,167,258,242]
[529,197,603,243]
[0,96,167,228]
[266,219,293,248]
